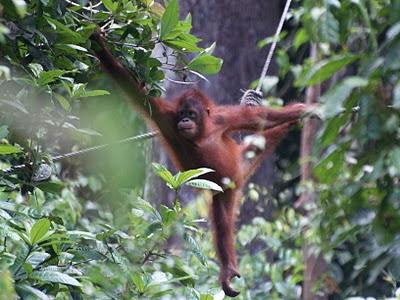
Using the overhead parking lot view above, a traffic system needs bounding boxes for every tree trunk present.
[177,0,281,104]
[297,44,328,300]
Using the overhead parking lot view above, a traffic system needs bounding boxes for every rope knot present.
[239,89,263,106]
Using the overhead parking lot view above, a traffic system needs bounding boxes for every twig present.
[65,0,111,14]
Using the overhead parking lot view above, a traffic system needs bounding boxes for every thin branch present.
[65,0,111,14]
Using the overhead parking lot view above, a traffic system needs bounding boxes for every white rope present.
[1,131,159,178]
[51,131,158,161]
[255,0,292,93]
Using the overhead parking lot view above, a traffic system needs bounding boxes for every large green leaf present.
[174,167,214,186]
[320,76,368,118]
[187,55,223,75]
[32,271,81,286]
[30,218,50,245]
[0,144,21,155]
[160,0,179,39]
[295,55,358,87]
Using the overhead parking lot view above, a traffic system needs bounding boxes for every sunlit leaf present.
[160,0,179,39]
[187,55,223,75]
[11,0,26,17]
[152,163,176,189]
[30,218,50,245]
[185,179,223,192]
[174,167,214,186]
[101,0,118,13]
[78,90,110,98]
[0,144,21,155]
[132,273,146,293]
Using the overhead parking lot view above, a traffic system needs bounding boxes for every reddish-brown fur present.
[91,31,312,297]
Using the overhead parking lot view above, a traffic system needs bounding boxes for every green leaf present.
[44,17,82,44]
[152,163,176,189]
[0,270,16,299]
[320,76,368,118]
[160,205,177,225]
[187,55,223,75]
[314,148,345,184]
[11,0,27,17]
[16,284,49,300]
[32,271,81,286]
[29,63,44,77]
[0,144,21,155]
[184,233,207,266]
[78,90,110,98]
[101,0,118,13]
[54,93,71,111]
[132,273,146,293]
[63,44,88,52]
[295,55,358,87]
[185,179,223,192]
[174,167,214,186]
[199,294,214,300]
[164,39,202,52]
[319,10,339,44]
[318,114,347,147]
[30,218,50,245]
[36,182,64,194]
[27,252,51,268]
[160,0,179,39]
[294,28,309,50]
[37,70,65,86]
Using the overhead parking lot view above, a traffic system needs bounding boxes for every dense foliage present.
[0,0,400,299]
[290,0,400,298]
